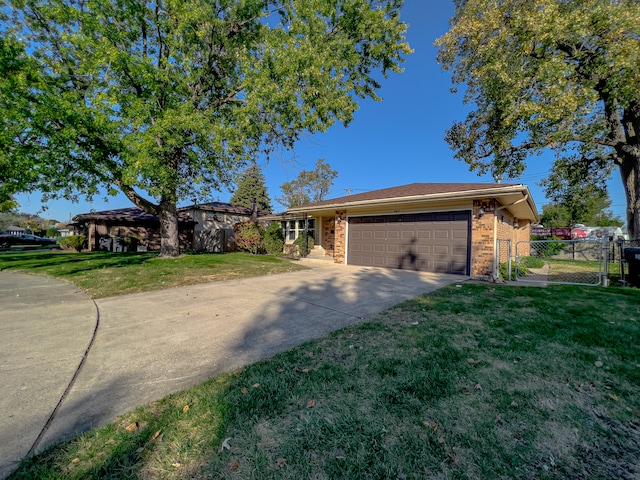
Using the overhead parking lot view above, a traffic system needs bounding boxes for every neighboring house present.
[2,225,26,235]
[180,202,260,252]
[72,202,259,252]
[285,183,539,278]
[73,207,196,252]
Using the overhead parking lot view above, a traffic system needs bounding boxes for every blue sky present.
[15,1,628,223]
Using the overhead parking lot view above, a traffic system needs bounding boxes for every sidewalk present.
[0,273,97,479]
[1,262,463,478]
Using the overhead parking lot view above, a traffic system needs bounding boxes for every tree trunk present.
[619,154,640,241]
[158,197,180,257]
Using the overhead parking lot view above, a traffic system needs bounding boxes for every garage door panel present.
[347,211,470,275]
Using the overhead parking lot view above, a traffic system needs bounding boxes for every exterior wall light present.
[478,207,485,217]
[337,216,342,224]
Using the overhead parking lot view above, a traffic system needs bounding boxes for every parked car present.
[0,233,58,247]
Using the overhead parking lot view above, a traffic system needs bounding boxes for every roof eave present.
[288,185,539,222]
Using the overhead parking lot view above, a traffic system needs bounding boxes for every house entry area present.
[346,211,471,274]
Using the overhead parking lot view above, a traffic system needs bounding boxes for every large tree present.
[1,0,410,256]
[540,185,623,228]
[436,0,640,238]
[277,158,337,208]
[230,162,272,213]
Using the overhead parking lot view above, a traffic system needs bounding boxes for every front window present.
[282,218,315,242]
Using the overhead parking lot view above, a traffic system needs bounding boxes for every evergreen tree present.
[230,163,272,213]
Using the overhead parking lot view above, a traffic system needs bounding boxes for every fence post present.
[507,240,513,281]
[602,236,609,287]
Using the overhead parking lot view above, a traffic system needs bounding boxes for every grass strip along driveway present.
[0,251,306,298]
[9,278,640,479]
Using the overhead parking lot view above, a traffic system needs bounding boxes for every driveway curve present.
[1,261,463,478]
[0,273,97,480]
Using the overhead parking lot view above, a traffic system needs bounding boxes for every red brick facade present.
[333,210,347,264]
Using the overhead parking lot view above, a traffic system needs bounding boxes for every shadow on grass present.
[0,251,159,275]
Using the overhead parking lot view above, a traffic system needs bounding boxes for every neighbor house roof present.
[73,207,195,223]
[287,183,539,222]
[181,201,265,216]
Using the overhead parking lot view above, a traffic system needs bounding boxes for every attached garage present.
[347,212,470,274]
[285,183,539,279]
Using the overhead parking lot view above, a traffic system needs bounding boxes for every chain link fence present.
[496,236,640,287]
[516,240,607,285]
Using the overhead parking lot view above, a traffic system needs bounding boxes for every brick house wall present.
[333,210,347,264]
[471,199,497,277]
[473,199,532,278]
[322,217,336,258]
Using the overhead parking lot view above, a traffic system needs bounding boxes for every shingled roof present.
[73,207,195,223]
[288,183,520,209]
[286,182,539,221]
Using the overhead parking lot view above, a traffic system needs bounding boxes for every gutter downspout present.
[493,193,530,280]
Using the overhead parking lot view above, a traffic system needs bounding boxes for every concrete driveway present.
[0,260,464,478]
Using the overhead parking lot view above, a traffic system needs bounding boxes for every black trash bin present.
[624,247,640,287]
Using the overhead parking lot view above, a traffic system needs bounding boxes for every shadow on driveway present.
[13,263,464,469]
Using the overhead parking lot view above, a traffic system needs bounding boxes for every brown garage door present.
[347,211,470,274]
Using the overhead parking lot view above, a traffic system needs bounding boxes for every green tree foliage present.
[277,158,338,208]
[540,185,624,228]
[436,0,640,238]
[1,0,411,257]
[264,221,285,255]
[0,196,18,213]
[230,162,272,213]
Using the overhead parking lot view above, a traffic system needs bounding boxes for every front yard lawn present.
[11,283,640,479]
[0,251,306,298]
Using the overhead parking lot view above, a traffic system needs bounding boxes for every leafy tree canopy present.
[230,162,272,213]
[436,0,640,237]
[1,0,411,256]
[540,185,624,228]
[277,158,338,208]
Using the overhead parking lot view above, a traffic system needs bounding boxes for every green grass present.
[10,283,640,479]
[0,251,306,298]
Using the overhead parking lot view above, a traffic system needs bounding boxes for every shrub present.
[534,237,566,257]
[499,261,528,280]
[233,222,265,254]
[264,222,284,255]
[45,226,58,238]
[520,256,545,268]
[58,235,86,252]
[294,231,315,256]
[123,235,141,250]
